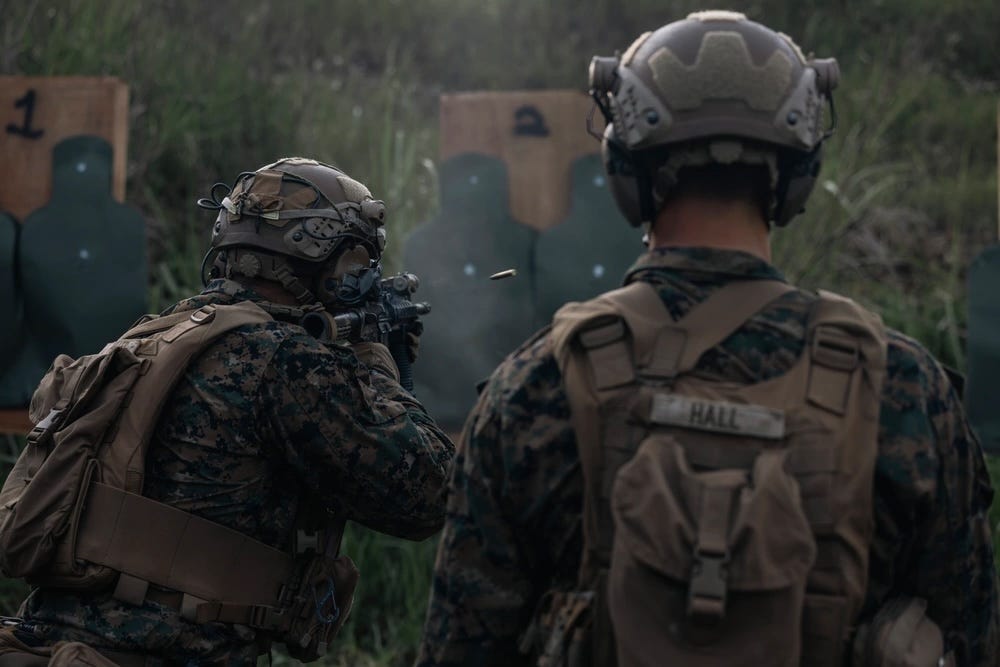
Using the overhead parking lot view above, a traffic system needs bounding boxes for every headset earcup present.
[602,131,645,228]
[773,146,823,227]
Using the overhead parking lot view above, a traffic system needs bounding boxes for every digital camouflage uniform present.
[18,278,455,666]
[417,247,999,667]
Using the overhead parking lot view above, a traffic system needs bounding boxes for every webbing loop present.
[578,320,635,391]
[189,304,217,324]
[811,326,860,371]
[807,326,859,416]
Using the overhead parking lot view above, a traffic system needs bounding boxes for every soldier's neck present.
[647,197,772,262]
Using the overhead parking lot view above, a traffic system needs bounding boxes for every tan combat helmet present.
[199,157,387,307]
[589,10,840,227]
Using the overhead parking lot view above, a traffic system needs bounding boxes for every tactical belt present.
[76,482,295,629]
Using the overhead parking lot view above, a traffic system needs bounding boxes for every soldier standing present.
[0,158,454,665]
[417,12,998,667]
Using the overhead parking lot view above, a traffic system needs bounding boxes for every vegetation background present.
[0,0,997,664]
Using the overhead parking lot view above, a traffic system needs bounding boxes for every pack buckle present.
[687,550,728,622]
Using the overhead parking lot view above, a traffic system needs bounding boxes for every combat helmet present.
[199,157,387,307]
[589,10,840,227]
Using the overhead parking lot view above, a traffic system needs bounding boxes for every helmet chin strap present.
[271,262,317,305]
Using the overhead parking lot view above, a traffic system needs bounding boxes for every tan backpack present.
[0,301,358,662]
[533,279,888,667]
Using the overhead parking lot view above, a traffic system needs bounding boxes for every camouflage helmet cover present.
[590,10,840,226]
[209,157,386,265]
[203,157,387,305]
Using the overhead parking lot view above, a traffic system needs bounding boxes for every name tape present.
[649,393,785,439]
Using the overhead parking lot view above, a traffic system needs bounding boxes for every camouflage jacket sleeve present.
[872,332,999,666]
[416,333,580,666]
[260,332,455,540]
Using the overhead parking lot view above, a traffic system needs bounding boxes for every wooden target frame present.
[439,90,600,231]
[0,77,129,434]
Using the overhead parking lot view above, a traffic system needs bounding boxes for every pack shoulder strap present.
[552,279,797,579]
[606,279,797,379]
[73,301,304,626]
[103,301,273,493]
[796,290,887,666]
[552,279,795,381]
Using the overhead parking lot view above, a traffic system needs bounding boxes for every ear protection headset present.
[588,16,840,228]
[313,242,383,307]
